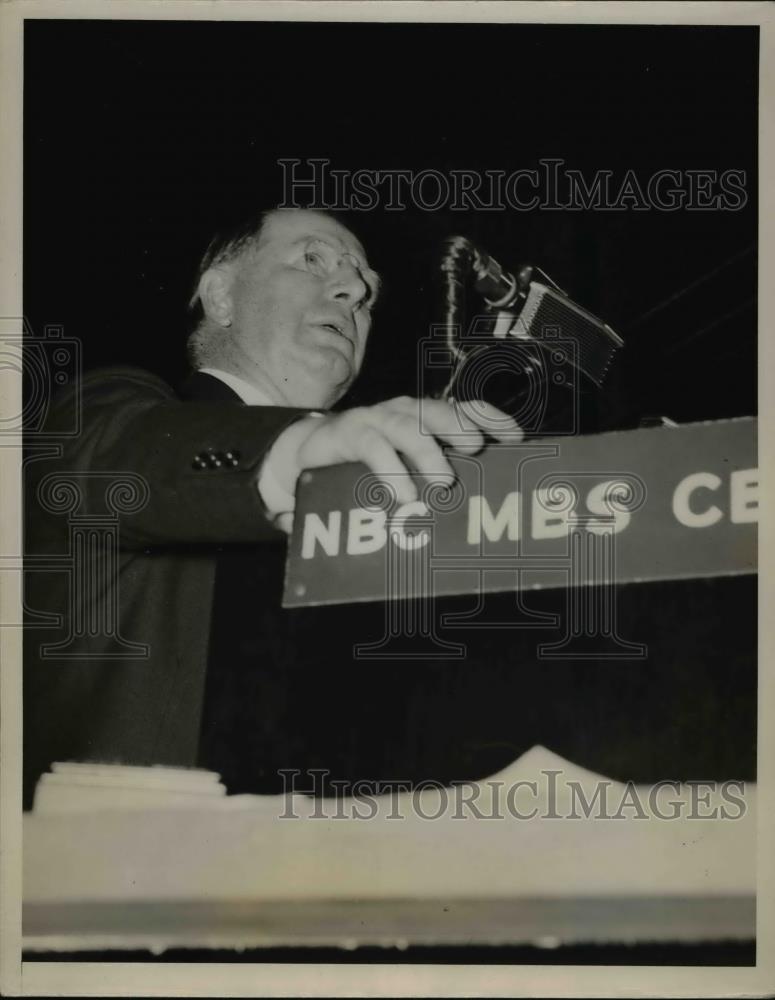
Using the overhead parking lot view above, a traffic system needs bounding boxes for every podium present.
[23,418,759,958]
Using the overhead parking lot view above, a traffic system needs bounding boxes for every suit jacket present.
[23,366,308,806]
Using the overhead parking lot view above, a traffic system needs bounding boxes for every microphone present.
[437,237,624,425]
[468,243,535,310]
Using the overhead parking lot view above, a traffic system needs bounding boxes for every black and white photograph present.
[1,1,773,996]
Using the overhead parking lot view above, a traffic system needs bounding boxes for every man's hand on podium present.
[263,397,523,528]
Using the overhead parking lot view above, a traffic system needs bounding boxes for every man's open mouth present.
[313,320,353,351]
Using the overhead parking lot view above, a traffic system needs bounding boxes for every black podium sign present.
[283,418,757,608]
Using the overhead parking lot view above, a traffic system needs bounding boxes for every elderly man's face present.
[225,209,380,408]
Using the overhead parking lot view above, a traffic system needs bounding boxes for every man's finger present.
[382,396,483,452]
[453,399,524,442]
[384,396,522,448]
[364,410,457,488]
[354,426,420,505]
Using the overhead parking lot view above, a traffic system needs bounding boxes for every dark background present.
[25,20,757,425]
[23,20,758,785]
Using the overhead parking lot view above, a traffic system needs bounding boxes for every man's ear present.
[198,265,235,328]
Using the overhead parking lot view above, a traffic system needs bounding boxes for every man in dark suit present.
[23,207,518,806]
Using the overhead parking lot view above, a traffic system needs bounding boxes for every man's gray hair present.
[186,208,275,368]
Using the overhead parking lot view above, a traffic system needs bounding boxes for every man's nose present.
[327,260,368,307]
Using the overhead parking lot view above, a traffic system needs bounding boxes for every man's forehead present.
[261,209,369,262]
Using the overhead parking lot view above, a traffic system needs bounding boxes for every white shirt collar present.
[198,368,278,407]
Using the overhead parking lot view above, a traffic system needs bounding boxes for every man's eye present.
[304,250,323,268]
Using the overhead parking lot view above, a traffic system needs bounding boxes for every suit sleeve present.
[32,367,310,547]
